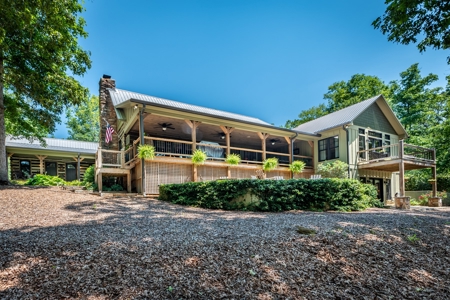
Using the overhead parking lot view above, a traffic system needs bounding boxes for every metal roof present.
[293,95,382,134]
[108,88,272,126]
[6,136,98,155]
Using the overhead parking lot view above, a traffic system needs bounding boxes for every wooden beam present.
[72,157,85,162]
[127,170,132,193]
[189,120,201,182]
[284,137,291,145]
[258,133,269,161]
[220,126,235,157]
[7,153,14,158]
[35,155,47,174]
[399,160,405,197]
[307,141,313,148]
[184,119,194,129]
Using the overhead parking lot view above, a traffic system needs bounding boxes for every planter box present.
[395,196,410,210]
[428,197,442,207]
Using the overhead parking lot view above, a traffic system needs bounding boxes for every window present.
[319,136,339,161]
[20,160,31,178]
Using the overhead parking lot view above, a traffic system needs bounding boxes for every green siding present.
[354,103,396,134]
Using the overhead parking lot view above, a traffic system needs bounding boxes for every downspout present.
[343,125,350,178]
[140,104,146,195]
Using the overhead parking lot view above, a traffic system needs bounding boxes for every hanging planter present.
[262,157,278,173]
[289,160,305,174]
[225,153,241,166]
[191,149,207,165]
[137,144,155,160]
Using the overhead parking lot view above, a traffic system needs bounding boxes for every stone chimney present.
[99,75,119,150]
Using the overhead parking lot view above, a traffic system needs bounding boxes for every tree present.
[324,74,391,112]
[66,95,99,142]
[373,0,450,63]
[0,0,91,183]
[284,104,327,128]
[390,63,442,145]
[286,74,390,128]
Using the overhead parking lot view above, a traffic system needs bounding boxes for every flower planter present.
[428,197,442,207]
[395,196,410,209]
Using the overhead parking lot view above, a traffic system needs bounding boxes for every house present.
[6,136,97,181]
[96,76,437,201]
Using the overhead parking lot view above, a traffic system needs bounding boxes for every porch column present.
[127,170,131,193]
[399,140,405,197]
[308,141,314,170]
[220,126,235,178]
[257,132,269,161]
[7,153,13,179]
[36,155,47,174]
[140,105,146,195]
[77,153,81,180]
[185,120,201,182]
[284,137,292,164]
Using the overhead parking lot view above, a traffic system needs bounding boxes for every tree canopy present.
[66,95,99,142]
[0,0,91,183]
[373,0,450,63]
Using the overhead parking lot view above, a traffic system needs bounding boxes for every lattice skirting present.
[145,162,193,194]
[198,165,228,181]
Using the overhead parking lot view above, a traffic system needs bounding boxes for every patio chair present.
[310,174,322,180]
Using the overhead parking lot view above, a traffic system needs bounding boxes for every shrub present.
[416,191,448,206]
[159,178,379,212]
[262,158,278,172]
[225,153,241,166]
[110,183,124,191]
[66,180,83,186]
[83,165,95,184]
[25,174,66,186]
[317,160,348,178]
[289,160,305,174]
[191,149,207,165]
[405,170,432,191]
[138,144,155,160]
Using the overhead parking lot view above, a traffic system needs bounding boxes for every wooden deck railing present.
[357,141,434,164]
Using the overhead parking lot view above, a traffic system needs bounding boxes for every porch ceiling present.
[358,159,435,172]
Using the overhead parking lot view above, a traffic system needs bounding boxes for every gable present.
[353,103,397,134]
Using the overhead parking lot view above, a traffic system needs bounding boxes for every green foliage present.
[373,0,450,64]
[407,234,420,243]
[437,175,450,192]
[159,179,380,212]
[138,144,155,160]
[66,95,99,142]
[285,104,328,128]
[110,184,124,191]
[0,0,92,182]
[191,149,207,165]
[317,160,348,179]
[289,160,305,174]
[416,191,448,206]
[25,175,66,186]
[225,153,241,166]
[66,180,83,186]
[83,165,95,184]
[262,158,278,172]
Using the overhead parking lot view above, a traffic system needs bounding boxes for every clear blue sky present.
[54,0,449,138]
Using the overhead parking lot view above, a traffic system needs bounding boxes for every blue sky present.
[55,0,449,138]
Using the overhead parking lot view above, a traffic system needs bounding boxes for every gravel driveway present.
[1,186,450,299]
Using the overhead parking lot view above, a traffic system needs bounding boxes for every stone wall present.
[99,77,119,150]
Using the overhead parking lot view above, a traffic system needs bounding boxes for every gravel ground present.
[1,186,450,299]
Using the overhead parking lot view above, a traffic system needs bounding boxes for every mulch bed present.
[1,186,450,299]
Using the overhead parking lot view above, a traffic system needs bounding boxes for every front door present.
[66,163,77,181]
[46,162,57,176]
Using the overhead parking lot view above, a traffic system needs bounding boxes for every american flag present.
[105,123,114,144]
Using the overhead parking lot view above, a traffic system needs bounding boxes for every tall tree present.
[66,95,99,142]
[390,63,442,145]
[0,0,91,183]
[284,104,327,128]
[373,0,450,63]
[324,74,391,112]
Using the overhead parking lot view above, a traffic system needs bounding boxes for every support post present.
[399,140,404,197]
[257,132,269,161]
[140,105,146,195]
[185,120,201,182]
[77,153,81,181]
[220,126,235,178]
[98,173,103,193]
[127,170,131,193]
[35,155,47,174]
[432,166,437,198]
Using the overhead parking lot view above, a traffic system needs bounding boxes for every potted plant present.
[225,153,241,166]
[191,149,207,165]
[137,144,155,160]
[289,160,305,175]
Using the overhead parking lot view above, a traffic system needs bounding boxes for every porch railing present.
[357,142,434,163]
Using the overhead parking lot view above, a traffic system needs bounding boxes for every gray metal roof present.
[293,95,382,134]
[6,136,98,155]
[108,88,272,126]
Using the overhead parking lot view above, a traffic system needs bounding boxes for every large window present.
[319,136,339,161]
[20,160,31,178]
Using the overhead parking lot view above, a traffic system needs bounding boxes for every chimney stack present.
[99,75,118,150]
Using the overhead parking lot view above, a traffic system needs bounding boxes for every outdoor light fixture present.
[133,104,138,110]
[162,126,167,131]
[220,133,225,139]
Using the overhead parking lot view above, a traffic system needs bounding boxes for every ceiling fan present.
[155,123,175,131]
[211,131,231,140]
[269,138,281,145]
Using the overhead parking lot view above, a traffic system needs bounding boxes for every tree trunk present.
[0,56,8,184]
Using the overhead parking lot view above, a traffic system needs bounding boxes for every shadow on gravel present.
[1,196,450,299]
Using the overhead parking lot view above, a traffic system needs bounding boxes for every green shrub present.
[262,158,278,172]
[159,179,379,212]
[25,174,66,186]
[437,175,450,192]
[317,160,348,178]
[192,149,207,165]
[66,180,83,186]
[110,183,124,191]
[416,191,448,206]
[289,160,305,174]
[83,165,95,184]
[225,153,241,166]
[405,170,432,191]
[138,144,156,160]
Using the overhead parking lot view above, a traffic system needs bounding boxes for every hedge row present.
[405,172,450,191]
[159,179,380,212]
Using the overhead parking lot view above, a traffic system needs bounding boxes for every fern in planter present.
[138,144,155,160]
[225,153,241,166]
[262,157,278,172]
[192,149,207,165]
[289,160,305,174]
